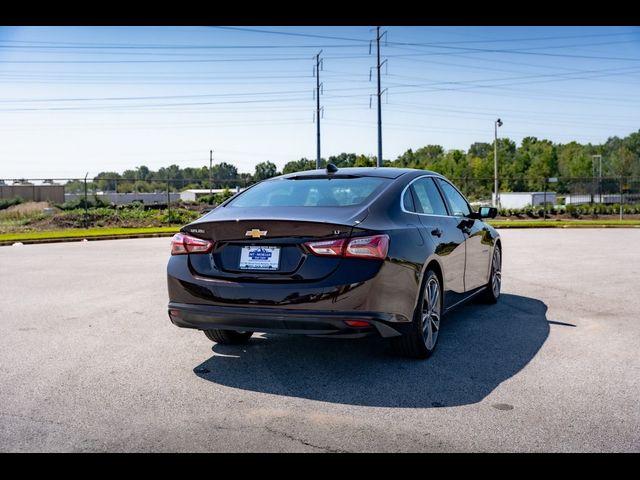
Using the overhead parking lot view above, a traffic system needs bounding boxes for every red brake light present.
[170,232,214,255]
[304,238,346,257]
[344,235,389,260]
[305,234,389,260]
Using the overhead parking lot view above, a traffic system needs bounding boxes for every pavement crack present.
[0,411,69,428]
[263,426,349,453]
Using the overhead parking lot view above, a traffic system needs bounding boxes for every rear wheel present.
[392,269,442,359]
[203,329,253,344]
[478,246,501,304]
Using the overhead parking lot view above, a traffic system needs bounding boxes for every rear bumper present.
[168,302,412,338]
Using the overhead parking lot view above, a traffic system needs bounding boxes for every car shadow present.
[193,294,550,408]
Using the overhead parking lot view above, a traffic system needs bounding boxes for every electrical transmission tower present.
[370,26,387,168]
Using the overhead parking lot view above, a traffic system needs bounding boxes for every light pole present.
[494,118,503,207]
[592,154,602,204]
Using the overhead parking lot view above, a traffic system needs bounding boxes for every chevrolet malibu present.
[167,166,501,358]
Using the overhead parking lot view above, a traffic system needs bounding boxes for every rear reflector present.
[170,232,214,255]
[345,320,371,328]
[305,234,389,260]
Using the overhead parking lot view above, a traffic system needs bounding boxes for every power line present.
[0,56,315,64]
[0,88,316,104]
[385,30,640,46]
[383,43,640,63]
[207,26,370,43]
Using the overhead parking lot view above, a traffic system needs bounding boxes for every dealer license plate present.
[239,246,280,270]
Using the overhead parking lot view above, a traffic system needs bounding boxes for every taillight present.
[170,232,214,255]
[305,234,389,260]
[304,238,347,257]
[344,235,389,260]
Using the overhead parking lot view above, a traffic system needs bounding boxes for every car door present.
[435,178,491,292]
[406,177,467,309]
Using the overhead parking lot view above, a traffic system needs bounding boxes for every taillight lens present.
[305,234,389,260]
[304,238,347,257]
[170,232,214,255]
[344,235,389,259]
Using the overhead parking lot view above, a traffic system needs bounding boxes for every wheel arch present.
[411,256,445,315]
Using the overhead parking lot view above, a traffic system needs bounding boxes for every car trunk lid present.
[183,207,369,281]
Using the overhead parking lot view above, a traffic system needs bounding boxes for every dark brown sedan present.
[167,166,501,358]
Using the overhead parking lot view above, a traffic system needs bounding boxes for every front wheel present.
[392,269,442,359]
[203,329,253,344]
[478,246,501,304]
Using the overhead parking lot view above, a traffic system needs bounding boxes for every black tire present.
[203,329,253,344]
[478,245,501,304]
[392,269,442,359]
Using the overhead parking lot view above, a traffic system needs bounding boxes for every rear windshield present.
[227,177,389,208]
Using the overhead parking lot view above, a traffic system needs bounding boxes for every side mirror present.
[479,206,498,219]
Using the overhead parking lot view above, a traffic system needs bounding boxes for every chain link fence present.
[1,175,639,224]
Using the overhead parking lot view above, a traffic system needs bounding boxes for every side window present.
[411,178,448,216]
[402,187,416,212]
[436,179,471,217]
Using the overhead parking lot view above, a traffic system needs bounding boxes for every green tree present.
[254,161,278,181]
[522,138,557,190]
[611,146,637,177]
[414,145,445,169]
[557,142,592,178]
[211,162,238,187]
[282,158,315,174]
[354,154,375,167]
[327,153,357,168]
[468,142,492,159]
[93,171,122,191]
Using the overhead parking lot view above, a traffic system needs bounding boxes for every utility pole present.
[314,50,323,169]
[209,149,213,196]
[167,173,171,223]
[494,118,503,207]
[372,26,387,168]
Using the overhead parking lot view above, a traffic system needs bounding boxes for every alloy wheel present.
[422,275,441,350]
[492,248,502,298]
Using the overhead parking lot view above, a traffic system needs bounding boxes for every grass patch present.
[0,226,179,242]
[489,219,640,228]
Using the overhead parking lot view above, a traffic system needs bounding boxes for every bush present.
[565,204,580,218]
[0,197,24,210]
[55,195,110,211]
[160,209,200,225]
[197,187,235,206]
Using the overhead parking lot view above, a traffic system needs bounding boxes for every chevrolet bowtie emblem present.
[245,229,267,238]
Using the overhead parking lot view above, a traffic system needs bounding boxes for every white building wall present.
[499,192,557,208]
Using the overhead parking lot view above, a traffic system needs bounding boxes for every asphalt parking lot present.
[1,229,639,452]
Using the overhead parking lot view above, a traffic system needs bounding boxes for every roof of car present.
[280,167,442,180]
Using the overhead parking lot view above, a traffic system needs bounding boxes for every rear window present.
[227,177,389,208]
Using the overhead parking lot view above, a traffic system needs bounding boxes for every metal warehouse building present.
[498,192,557,209]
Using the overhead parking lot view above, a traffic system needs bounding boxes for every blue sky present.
[0,25,639,179]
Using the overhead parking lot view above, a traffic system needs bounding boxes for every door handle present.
[430,228,442,237]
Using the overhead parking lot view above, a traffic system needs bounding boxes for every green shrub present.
[0,197,24,210]
[55,195,110,211]
[160,209,200,225]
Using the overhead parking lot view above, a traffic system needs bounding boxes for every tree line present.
[66,130,639,200]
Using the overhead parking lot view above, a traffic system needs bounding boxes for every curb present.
[0,232,177,247]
